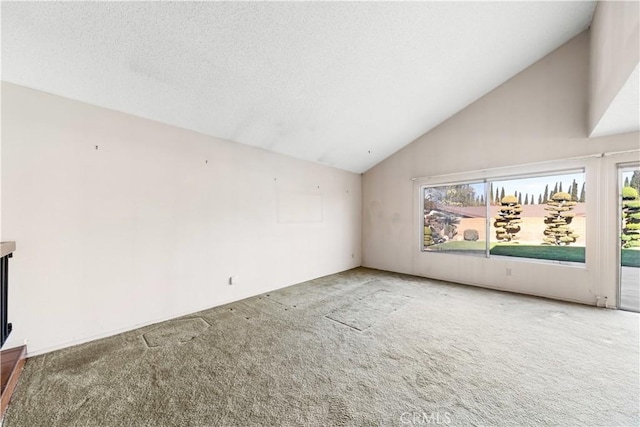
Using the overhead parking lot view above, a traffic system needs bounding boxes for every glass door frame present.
[618,162,640,312]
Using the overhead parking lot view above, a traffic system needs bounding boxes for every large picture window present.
[422,170,586,264]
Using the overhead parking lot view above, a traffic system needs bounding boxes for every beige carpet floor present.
[3,267,639,426]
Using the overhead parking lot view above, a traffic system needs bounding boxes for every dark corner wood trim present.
[1,345,27,419]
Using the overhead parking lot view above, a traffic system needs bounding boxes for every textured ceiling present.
[1,2,596,173]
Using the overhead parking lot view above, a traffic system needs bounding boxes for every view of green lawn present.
[490,244,585,263]
[621,249,640,268]
[427,242,639,267]
[427,241,491,252]
[428,241,587,263]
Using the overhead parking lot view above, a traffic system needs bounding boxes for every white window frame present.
[416,161,588,266]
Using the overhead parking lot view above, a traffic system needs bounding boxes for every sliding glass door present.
[619,164,640,312]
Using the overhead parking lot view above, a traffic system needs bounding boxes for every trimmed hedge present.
[543,192,578,245]
[622,186,640,249]
[494,195,522,242]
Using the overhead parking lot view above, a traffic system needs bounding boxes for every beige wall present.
[362,31,640,306]
[1,83,361,355]
[589,1,640,134]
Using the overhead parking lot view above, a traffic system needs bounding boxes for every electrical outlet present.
[506,268,512,277]
[229,276,239,285]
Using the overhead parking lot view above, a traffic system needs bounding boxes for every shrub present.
[622,186,640,249]
[622,186,639,199]
[424,226,435,247]
[542,192,579,245]
[424,210,460,245]
[494,195,522,242]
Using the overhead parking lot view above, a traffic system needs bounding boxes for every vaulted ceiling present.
[2,2,597,173]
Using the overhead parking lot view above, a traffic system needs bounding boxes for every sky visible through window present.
[424,173,586,205]
[622,170,635,184]
[496,173,585,201]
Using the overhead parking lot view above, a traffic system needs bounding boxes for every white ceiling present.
[1,2,596,173]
